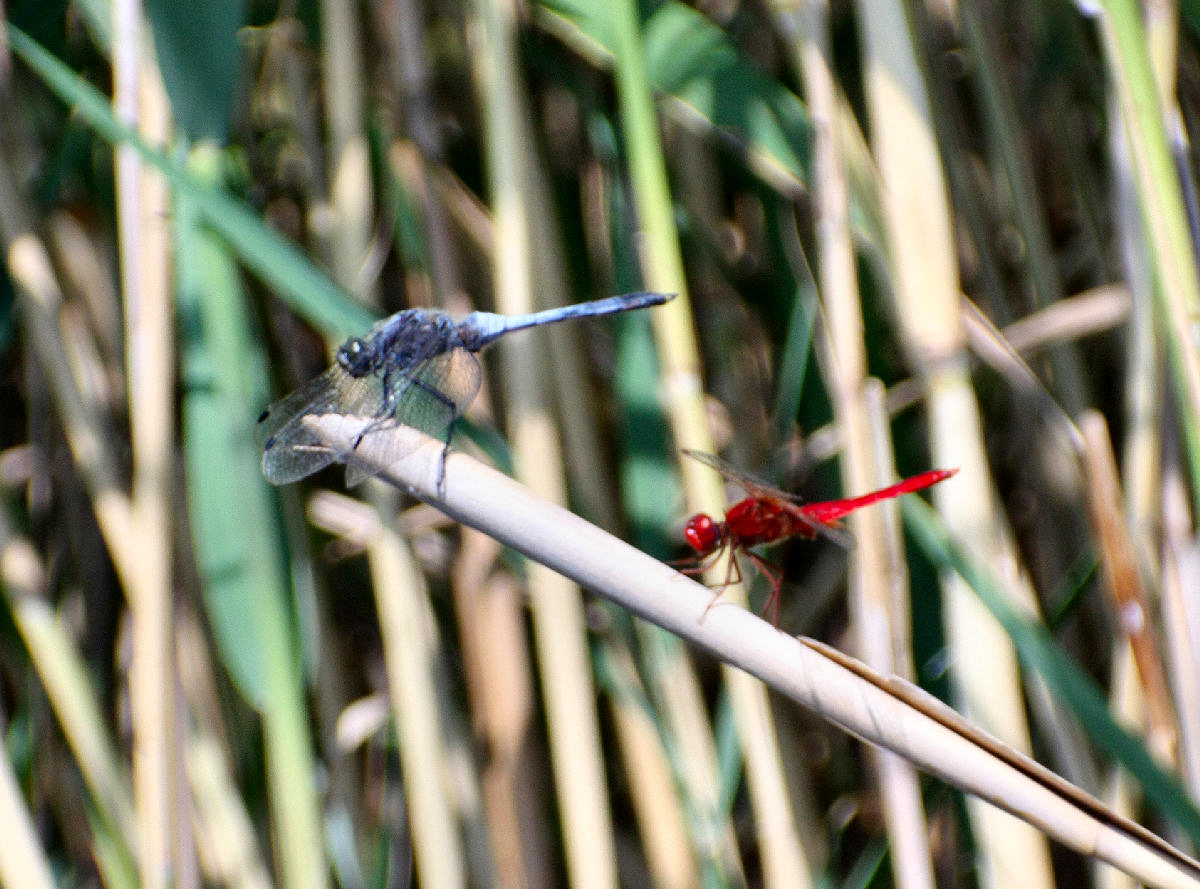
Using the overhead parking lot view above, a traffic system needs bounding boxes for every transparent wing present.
[681,449,793,501]
[681,449,854,549]
[258,347,485,487]
[341,347,483,486]
[257,365,390,485]
[393,345,483,433]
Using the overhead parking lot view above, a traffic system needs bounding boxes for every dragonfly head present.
[336,337,375,377]
[683,513,723,557]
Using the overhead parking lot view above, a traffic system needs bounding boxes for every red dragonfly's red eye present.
[684,514,722,556]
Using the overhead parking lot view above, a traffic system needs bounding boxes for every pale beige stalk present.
[784,1,934,886]
[852,3,1054,888]
[605,645,698,889]
[1097,644,1143,889]
[365,498,468,889]
[311,487,470,889]
[320,2,466,882]
[321,0,375,301]
[471,2,618,887]
[112,5,179,887]
[0,698,56,889]
[175,614,274,889]
[536,130,700,889]
[388,25,691,875]
[451,528,549,889]
[1161,469,1200,796]
[522,127,696,889]
[0,504,137,858]
[531,5,754,877]
[305,422,1200,889]
[185,733,275,889]
[608,2,809,882]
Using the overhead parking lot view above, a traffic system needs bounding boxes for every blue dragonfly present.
[256,291,672,486]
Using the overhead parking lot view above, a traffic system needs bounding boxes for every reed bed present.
[2,1,1200,888]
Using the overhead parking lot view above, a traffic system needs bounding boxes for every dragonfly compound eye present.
[336,337,374,376]
[683,514,721,556]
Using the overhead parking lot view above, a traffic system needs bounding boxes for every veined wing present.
[681,449,854,549]
[258,345,486,487]
[341,347,484,486]
[681,449,797,502]
[257,364,389,485]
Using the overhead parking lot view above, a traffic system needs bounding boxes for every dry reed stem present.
[1080,411,1178,762]
[999,286,1132,356]
[854,2,1055,887]
[309,488,472,887]
[521,101,694,889]
[451,528,548,889]
[602,6,751,878]
[604,644,699,889]
[474,1,619,886]
[185,733,275,889]
[1097,644,1145,889]
[311,487,475,885]
[793,1,934,885]
[610,4,809,880]
[385,27,555,877]
[0,503,137,854]
[1161,468,1200,797]
[175,613,273,889]
[864,381,940,889]
[0,703,56,889]
[321,0,374,302]
[305,421,1200,889]
[371,499,468,889]
[112,7,179,886]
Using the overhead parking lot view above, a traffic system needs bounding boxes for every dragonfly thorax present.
[336,310,464,378]
[684,513,724,557]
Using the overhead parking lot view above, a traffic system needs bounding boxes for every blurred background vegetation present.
[2,0,1200,888]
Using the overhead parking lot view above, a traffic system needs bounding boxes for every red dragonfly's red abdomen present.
[799,468,957,525]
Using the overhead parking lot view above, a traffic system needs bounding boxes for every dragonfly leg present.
[743,551,784,627]
[404,375,458,495]
[670,553,716,573]
[675,548,782,624]
[346,370,458,493]
[674,546,735,619]
[435,427,452,495]
[700,550,742,620]
[350,369,401,451]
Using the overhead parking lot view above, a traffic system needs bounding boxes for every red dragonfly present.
[679,450,958,623]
